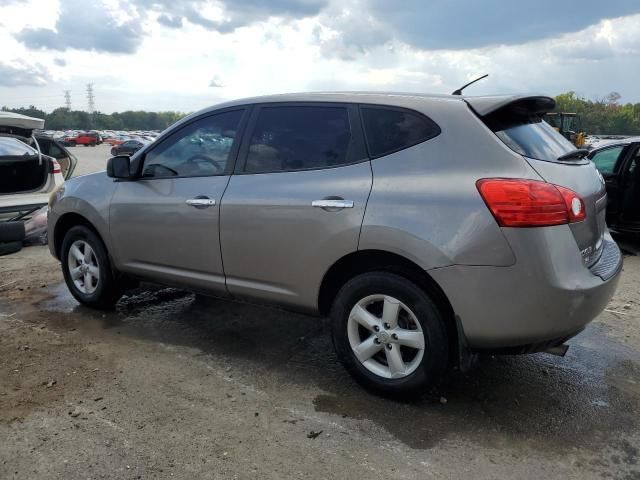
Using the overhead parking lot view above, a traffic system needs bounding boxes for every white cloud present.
[0,1,639,113]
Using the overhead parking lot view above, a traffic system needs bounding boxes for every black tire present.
[0,241,23,256]
[60,225,122,309]
[331,272,448,398]
[0,221,25,243]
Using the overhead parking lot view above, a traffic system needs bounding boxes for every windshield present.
[0,137,37,156]
[484,111,576,162]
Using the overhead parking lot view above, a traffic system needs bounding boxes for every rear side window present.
[483,109,575,162]
[361,107,440,158]
[244,106,355,173]
[590,145,625,175]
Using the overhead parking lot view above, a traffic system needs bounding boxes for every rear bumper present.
[430,225,622,349]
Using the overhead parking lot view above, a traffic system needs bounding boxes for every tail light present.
[50,159,62,174]
[477,178,586,227]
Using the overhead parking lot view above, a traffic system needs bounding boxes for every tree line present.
[553,91,640,136]
[0,106,185,132]
[4,91,640,135]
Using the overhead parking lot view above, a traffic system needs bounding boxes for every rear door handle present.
[186,197,216,208]
[311,199,354,209]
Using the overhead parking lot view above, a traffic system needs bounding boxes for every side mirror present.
[106,155,132,179]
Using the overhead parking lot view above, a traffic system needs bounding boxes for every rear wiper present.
[557,148,589,161]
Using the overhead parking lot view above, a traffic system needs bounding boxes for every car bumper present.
[429,226,622,349]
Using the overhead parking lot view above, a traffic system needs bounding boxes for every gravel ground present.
[0,145,639,479]
[69,144,113,177]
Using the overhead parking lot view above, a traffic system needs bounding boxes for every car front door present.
[220,103,372,310]
[620,143,640,224]
[589,144,629,223]
[109,108,247,294]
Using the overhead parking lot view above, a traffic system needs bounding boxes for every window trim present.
[235,102,368,175]
[358,104,441,159]
[588,143,629,177]
[132,107,249,180]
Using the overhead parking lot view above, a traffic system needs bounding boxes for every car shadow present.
[42,284,640,460]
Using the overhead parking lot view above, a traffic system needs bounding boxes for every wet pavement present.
[1,246,639,479]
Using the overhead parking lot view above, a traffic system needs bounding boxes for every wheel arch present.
[318,249,460,364]
[53,212,105,260]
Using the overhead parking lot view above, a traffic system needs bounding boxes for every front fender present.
[48,172,117,257]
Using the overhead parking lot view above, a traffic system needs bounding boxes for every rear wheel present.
[60,225,122,309]
[331,272,448,398]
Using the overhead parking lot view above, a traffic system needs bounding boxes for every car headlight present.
[48,183,65,209]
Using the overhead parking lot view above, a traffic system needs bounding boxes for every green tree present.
[0,106,186,131]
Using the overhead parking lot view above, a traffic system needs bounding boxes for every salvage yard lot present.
[0,145,639,479]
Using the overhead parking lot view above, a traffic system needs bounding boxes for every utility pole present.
[64,90,72,110]
[86,83,95,113]
[86,84,95,129]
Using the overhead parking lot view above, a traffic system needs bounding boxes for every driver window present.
[142,109,244,178]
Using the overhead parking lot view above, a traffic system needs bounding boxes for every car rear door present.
[219,103,371,310]
[109,108,247,295]
[36,137,77,179]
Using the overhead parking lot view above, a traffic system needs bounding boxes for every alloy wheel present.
[67,240,100,294]
[347,294,425,379]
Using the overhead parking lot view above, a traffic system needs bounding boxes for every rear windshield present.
[483,110,575,162]
[0,137,36,156]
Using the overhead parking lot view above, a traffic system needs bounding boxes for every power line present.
[86,83,95,113]
[64,90,71,110]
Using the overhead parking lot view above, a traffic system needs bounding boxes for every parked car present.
[62,131,101,147]
[48,92,622,397]
[588,137,640,234]
[104,135,130,146]
[111,139,149,157]
[0,112,68,221]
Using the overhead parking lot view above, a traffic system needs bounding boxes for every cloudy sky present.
[0,0,639,113]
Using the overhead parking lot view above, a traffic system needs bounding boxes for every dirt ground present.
[0,242,639,480]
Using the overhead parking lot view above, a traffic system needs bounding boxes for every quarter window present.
[142,109,243,178]
[361,107,440,157]
[244,106,353,173]
[590,146,624,175]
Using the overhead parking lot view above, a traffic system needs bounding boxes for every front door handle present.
[186,197,216,208]
[312,199,354,209]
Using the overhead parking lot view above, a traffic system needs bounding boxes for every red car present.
[103,135,130,146]
[62,132,101,147]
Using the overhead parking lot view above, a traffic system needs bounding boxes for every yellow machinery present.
[544,112,586,148]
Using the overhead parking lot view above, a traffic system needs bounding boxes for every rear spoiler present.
[464,95,556,117]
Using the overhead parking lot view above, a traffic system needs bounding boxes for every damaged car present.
[0,112,76,254]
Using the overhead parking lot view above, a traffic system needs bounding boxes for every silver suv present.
[48,92,622,396]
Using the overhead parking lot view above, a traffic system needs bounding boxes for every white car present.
[0,112,65,221]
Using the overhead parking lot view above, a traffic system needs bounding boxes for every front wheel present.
[331,272,448,398]
[60,225,122,309]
